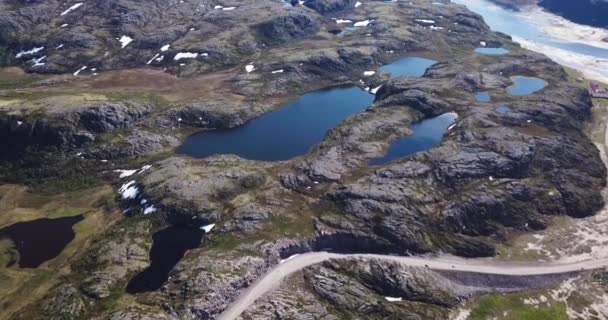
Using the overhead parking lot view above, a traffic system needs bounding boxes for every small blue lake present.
[379,57,437,78]
[496,106,511,113]
[475,47,510,55]
[506,76,547,95]
[474,92,491,102]
[370,112,458,165]
[178,57,437,161]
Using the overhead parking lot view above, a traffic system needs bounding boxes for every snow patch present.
[143,205,158,215]
[73,65,87,76]
[16,47,44,59]
[119,180,139,200]
[174,52,199,61]
[119,35,133,48]
[354,19,372,27]
[384,296,402,302]
[200,223,215,233]
[60,3,83,16]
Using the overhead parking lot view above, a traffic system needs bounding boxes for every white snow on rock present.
[354,19,372,27]
[30,56,46,67]
[73,65,87,76]
[384,297,402,302]
[115,169,138,178]
[430,26,444,30]
[60,3,83,16]
[16,47,44,59]
[147,53,160,65]
[480,41,487,47]
[143,205,158,215]
[355,1,362,8]
[271,69,284,74]
[174,52,199,61]
[363,71,375,76]
[245,64,255,73]
[139,164,152,174]
[200,224,215,233]
[415,19,436,24]
[119,35,133,48]
[119,180,139,200]
[160,44,170,51]
[370,85,382,94]
[335,19,352,24]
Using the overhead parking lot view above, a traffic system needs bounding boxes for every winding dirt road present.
[217,252,608,320]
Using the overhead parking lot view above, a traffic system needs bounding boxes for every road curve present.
[217,252,608,320]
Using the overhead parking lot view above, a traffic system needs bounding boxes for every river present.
[452,0,608,83]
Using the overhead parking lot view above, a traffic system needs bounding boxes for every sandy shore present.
[520,6,608,51]
[515,36,608,84]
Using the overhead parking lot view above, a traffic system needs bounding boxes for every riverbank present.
[515,37,608,84]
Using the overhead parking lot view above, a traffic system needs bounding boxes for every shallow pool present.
[507,76,547,95]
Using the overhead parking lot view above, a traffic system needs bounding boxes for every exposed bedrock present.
[0,102,151,156]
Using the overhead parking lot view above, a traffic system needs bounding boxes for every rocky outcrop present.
[304,0,357,14]
[0,102,151,156]
[257,12,320,45]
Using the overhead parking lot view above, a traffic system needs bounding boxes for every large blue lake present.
[178,57,438,161]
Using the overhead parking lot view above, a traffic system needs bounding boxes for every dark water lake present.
[474,92,491,102]
[126,226,204,293]
[507,76,547,95]
[178,57,437,161]
[370,112,458,165]
[177,86,374,161]
[474,47,510,55]
[0,215,84,268]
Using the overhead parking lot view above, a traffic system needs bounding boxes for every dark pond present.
[507,76,547,95]
[474,92,491,102]
[0,215,84,268]
[474,47,510,55]
[126,226,204,293]
[379,57,437,78]
[370,112,458,165]
[496,105,512,113]
[178,57,437,161]
[177,86,374,161]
